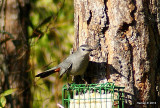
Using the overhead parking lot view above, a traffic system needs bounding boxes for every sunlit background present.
[28,0,74,107]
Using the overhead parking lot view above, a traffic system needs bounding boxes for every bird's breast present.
[69,55,89,76]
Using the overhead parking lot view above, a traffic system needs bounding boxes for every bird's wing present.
[58,60,72,77]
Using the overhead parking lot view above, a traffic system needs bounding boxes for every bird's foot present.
[82,78,88,87]
[85,81,89,87]
[67,83,71,90]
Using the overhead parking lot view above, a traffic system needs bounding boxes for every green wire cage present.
[62,82,125,108]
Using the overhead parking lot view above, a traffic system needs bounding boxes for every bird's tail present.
[35,67,60,78]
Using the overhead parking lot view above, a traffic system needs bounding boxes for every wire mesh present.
[62,83,124,108]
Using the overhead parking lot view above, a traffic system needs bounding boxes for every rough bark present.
[74,0,160,107]
[0,0,31,108]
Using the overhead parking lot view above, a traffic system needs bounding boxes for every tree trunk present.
[0,0,31,108]
[74,0,160,107]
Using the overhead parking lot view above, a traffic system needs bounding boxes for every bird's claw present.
[67,83,71,90]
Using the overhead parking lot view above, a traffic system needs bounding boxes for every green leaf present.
[0,96,6,107]
[0,89,17,97]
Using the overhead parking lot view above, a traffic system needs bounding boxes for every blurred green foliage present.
[29,0,74,107]
[0,89,17,108]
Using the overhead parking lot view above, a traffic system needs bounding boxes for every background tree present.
[0,0,74,107]
[74,0,160,107]
[0,0,31,108]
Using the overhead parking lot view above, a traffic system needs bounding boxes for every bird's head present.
[78,45,93,55]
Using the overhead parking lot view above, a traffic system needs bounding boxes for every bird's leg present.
[81,75,88,86]
[66,73,70,90]
[71,76,74,82]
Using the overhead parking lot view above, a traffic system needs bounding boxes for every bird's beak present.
[87,48,93,51]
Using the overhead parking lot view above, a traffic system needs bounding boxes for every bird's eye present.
[82,48,85,51]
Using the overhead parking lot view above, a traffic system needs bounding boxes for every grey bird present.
[35,45,94,79]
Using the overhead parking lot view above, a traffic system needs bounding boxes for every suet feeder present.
[62,82,124,108]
